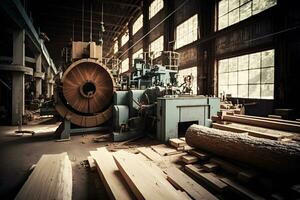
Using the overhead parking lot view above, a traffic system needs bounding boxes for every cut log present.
[223,115,300,132]
[113,150,181,200]
[165,167,218,200]
[185,164,227,193]
[185,125,300,174]
[90,148,133,200]
[15,153,72,200]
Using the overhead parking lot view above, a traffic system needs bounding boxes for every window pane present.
[218,14,228,30]
[253,0,277,15]
[261,84,274,99]
[176,14,198,49]
[228,85,238,97]
[249,52,261,69]
[249,84,260,98]
[229,57,238,72]
[238,85,248,98]
[238,70,248,84]
[133,14,143,35]
[229,0,240,11]
[178,67,197,94]
[219,0,229,17]
[240,2,252,21]
[219,59,229,73]
[262,49,274,67]
[149,0,164,19]
[238,55,249,71]
[228,9,239,26]
[249,69,260,84]
[219,73,229,86]
[261,67,274,83]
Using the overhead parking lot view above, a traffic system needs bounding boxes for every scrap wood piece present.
[186,124,300,174]
[165,167,218,200]
[87,156,96,171]
[169,138,186,148]
[15,152,72,200]
[185,164,227,193]
[137,147,164,163]
[113,150,181,200]
[203,163,219,172]
[220,178,265,200]
[151,144,180,156]
[188,149,210,160]
[181,155,198,164]
[90,148,133,200]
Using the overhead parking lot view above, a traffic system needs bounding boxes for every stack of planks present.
[15,152,72,200]
[211,113,300,141]
[89,146,219,200]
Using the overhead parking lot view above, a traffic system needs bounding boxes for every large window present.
[133,48,143,60]
[149,36,164,58]
[218,0,277,30]
[121,30,129,47]
[176,14,198,49]
[149,0,164,19]
[133,14,143,35]
[113,39,118,54]
[121,58,129,73]
[178,67,198,94]
[218,49,274,99]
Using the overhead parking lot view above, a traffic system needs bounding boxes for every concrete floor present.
[0,118,159,199]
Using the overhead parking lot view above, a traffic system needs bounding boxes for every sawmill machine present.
[113,52,220,142]
[55,41,115,139]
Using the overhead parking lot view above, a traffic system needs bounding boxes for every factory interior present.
[1,0,300,199]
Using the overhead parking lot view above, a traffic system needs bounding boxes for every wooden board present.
[185,164,227,193]
[165,167,218,200]
[87,156,96,171]
[181,155,198,164]
[90,148,133,200]
[212,123,294,140]
[235,114,300,125]
[188,149,209,160]
[151,144,180,156]
[15,152,72,200]
[223,115,300,133]
[220,178,265,200]
[169,138,186,147]
[203,163,219,172]
[137,147,163,163]
[113,150,181,200]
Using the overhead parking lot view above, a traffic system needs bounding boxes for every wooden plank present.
[223,115,300,132]
[169,138,186,147]
[15,153,72,200]
[220,178,265,200]
[185,164,227,193]
[203,163,219,172]
[179,137,186,141]
[151,144,180,156]
[113,150,181,200]
[165,167,218,200]
[90,148,133,200]
[181,155,198,164]
[188,149,210,160]
[235,114,300,125]
[137,147,163,162]
[87,156,96,171]
[268,115,282,119]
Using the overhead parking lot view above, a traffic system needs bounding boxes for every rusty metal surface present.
[56,58,115,127]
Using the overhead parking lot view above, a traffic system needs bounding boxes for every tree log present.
[185,125,300,175]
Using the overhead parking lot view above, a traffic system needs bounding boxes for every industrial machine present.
[55,41,115,139]
[113,52,220,142]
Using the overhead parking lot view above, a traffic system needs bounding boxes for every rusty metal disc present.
[61,58,114,114]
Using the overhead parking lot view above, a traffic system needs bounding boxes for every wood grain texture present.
[90,148,133,200]
[15,152,72,200]
[113,150,181,200]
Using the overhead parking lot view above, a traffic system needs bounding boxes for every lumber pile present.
[185,124,300,174]
[15,152,72,200]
